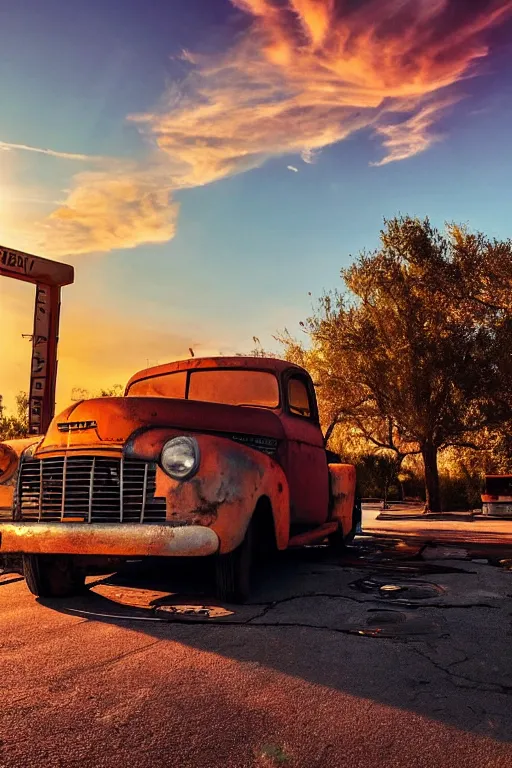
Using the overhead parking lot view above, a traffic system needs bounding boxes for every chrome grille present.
[18,456,166,523]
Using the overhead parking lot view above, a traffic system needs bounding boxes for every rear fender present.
[329,464,356,537]
[126,430,290,554]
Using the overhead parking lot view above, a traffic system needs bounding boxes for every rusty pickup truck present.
[0,357,359,602]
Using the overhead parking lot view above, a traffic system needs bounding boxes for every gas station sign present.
[1,245,74,434]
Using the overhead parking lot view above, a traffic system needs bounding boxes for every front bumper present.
[0,522,220,557]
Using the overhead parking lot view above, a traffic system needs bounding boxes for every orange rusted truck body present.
[0,357,359,600]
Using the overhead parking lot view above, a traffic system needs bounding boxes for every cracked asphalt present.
[0,535,511,768]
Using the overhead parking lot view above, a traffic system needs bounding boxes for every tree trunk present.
[421,441,441,513]
[394,454,405,501]
[323,416,340,447]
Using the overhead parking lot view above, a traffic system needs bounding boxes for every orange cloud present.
[137,0,512,183]
[36,0,512,255]
[41,165,178,256]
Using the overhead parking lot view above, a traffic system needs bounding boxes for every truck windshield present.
[127,369,279,408]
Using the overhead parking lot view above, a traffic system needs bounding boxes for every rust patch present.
[192,497,221,523]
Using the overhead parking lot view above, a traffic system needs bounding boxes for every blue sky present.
[1,0,512,410]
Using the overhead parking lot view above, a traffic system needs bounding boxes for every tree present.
[98,384,124,397]
[277,326,423,497]
[286,217,512,512]
[70,384,124,401]
[357,453,398,503]
[0,392,29,440]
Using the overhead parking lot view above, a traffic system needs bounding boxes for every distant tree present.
[98,384,124,398]
[357,453,398,503]
[70,384,124,401]
[281,217,512,512]
[237,337,277,358]
[0,392,29,440]
[70,387,90,402]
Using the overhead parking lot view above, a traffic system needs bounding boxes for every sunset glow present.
[1,0,511,410]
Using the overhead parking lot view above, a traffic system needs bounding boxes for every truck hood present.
[38,396,285,453]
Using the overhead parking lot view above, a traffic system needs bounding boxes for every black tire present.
[23,554,86,598]
[215,519,254,603]
[328,494,362,553]
[328,524,349,554]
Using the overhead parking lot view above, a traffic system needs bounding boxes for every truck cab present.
[0,357,358,602]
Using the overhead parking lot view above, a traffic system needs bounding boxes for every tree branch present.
[439,441,483,451]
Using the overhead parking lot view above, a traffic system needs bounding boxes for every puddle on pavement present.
[69,579,447,637]
[422,546,470,560]
[345,538,422,561]
[341,558,470,576]
[350,576,445,601]
[155,604,234,621]
[350,608,445,638]
[340,540,471,575]
[370,562,468,575]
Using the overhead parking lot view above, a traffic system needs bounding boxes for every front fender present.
[126,430,290,554]
[0,437,41,516]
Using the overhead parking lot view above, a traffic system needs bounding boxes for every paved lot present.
[1,536,511,768]
[363,503,512,545]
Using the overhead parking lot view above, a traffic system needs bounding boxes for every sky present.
[1,0,512,412]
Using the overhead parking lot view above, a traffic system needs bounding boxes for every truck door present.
[279,373,330,526]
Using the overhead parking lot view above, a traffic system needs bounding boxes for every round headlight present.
[160,436,200,480]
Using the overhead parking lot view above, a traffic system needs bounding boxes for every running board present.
[288,521,339,548]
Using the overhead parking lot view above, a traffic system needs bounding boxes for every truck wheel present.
[328,525,349,554]
[329,495,362,552]
[23,555,86,598]
[215,519,254,604]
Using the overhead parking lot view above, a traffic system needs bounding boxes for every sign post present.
[1,246,74,435]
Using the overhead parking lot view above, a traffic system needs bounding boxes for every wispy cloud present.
[371,97,459,166]
[136,0,512,181]
[0,140,104,162]
[301,148,318,165]
[31,0,512,255]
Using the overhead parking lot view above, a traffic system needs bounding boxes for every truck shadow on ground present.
[37,538,512,744]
